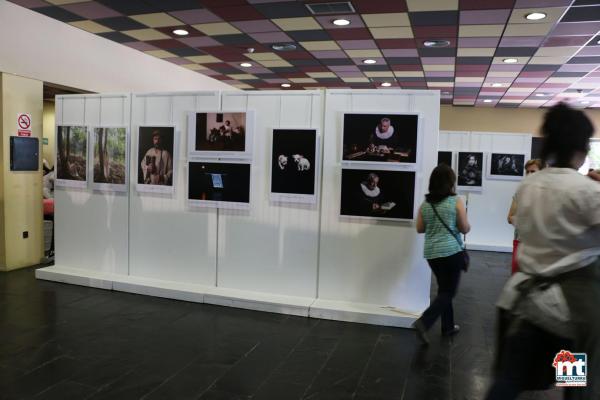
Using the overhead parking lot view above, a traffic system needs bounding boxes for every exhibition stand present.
[37,89,440,327]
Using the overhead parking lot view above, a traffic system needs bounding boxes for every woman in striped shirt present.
[413,164,471,345]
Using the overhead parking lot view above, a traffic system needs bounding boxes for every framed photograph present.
[92,127,128,192]
[270,128,319,204]
[55,125,88,188]
[340,168,416,222]
[188,111,254,159]
[437,151,454,168]
[136,126,176,194]
[578,138,600,175]
[341,112,419,168]
[487,153,525,180]
[457,152,484,191]
[531,137,543,160]
[188,161,251,209]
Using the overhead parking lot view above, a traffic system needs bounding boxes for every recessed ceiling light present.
[332,18,350,26]
[363,59,377,64]
[172,29,189,36]
[483,99,493,103]
[271,43,297,52]
[597,39,600,45]
[423,40,451,48]
[525,12,547,21]
[381,82,392,87]
[535,93,546,97]
[491,83,503,87]
[240,62,252,68]
[581,101,590,104]
[503,58,518,64]
[281,83,291,88]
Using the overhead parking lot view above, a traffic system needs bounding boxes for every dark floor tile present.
[3,356,80,399]
[33,380,96,400]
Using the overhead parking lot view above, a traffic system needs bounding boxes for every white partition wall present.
[39,89,442,327]
[50,94,130,287]
[440,130,532,252]
[312,90,438,325]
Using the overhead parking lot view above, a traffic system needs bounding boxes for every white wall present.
[0,0,235,93]
[439,130,532,252]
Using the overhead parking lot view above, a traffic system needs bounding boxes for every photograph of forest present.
[93,127,127,186]
[56,125,87,181]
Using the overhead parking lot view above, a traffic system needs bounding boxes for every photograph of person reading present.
[342,113,418,164]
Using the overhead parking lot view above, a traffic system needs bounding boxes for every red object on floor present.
[511,239,519,275]
[43,198,54,216]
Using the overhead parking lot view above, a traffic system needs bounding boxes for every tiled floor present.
[0,252,562,400]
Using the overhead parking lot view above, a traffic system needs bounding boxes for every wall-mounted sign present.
[17,113,31,136]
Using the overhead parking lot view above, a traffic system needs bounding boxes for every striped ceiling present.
[9,0,600,108]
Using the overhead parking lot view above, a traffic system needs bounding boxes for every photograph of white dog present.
[271,129,318,200]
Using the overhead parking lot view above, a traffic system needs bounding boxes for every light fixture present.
[271,43,297,52]
[381,82,392,87]
[423,40,450,48]
[597,39,600,45]
[535,93,546,97]
[525,12,547,21]
[581,101,590,105]
[363,59,377,64]
[483,99,493,103]
[491,83,503,87]
[332,18,350,26]
[503,58,518,64]
[172,29,189,36]
[240,62,252,67]
[281,83,291,88]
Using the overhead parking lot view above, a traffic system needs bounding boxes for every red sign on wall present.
[17,113,31,136]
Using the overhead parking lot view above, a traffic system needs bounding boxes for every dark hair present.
[426,164,456,203]
[541,103,594,168]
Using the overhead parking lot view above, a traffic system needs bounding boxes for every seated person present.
[358,173,385,214]
[367,117,412,158]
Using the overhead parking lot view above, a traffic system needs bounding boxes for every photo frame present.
[437,151,454,168]
[91,126,129,192]
[187,110,254,159]
[487,153,525,181]
[188,160,251,210]
[341,112,420,169]
[457,152,484,192]
[55,125,88,189]
[340,167,416,222]
[270,128,320,204]
[135,125,177,194]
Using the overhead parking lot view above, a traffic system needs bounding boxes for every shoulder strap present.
[430,202,464,249]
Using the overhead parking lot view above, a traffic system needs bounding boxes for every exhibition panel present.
[439,131,532,252]
[317,90,439,319]
[54,94,130,276]
[129,92,219,285]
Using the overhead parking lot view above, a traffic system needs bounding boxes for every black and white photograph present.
[488,153,525,180]
[188,161,251,209]
[437,151,454,168]
[56,125,88,188]
[342,113,419,166]
[340,169,415,221]
[137,126,175,193]
[270,128,318,203]
[457,152,484,190]
[188,111,254,158]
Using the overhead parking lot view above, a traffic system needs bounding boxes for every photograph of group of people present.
[188,112,250,158]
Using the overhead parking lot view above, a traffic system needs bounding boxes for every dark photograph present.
[56,125,87,182]
[342,113,418,164]
[194,112,247,153]
[437,151,453,167]
[137,126,174,187]
[489,153,525,177]
[457,152,483,188]
[188,162,251,206]
[271,129,317,196]
[340,169,415,220]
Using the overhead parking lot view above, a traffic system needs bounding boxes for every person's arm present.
[165,152,173,182]
[507,197,517,225]
[456,197,471,234]
[141,150,148,179]
[416,205,425,233]
[588,170,600,182]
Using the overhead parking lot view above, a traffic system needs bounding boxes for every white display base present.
[310,299,419,328]
[204,287,313,317]
[36,266,114,290]
[112,275,208,303]
[467,243,512,253]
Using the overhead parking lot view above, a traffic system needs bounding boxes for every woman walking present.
[413,164,471,344]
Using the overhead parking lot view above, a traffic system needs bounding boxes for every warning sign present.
[17,113,31,136]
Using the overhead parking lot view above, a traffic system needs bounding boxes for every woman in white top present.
[486,103,600,400]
